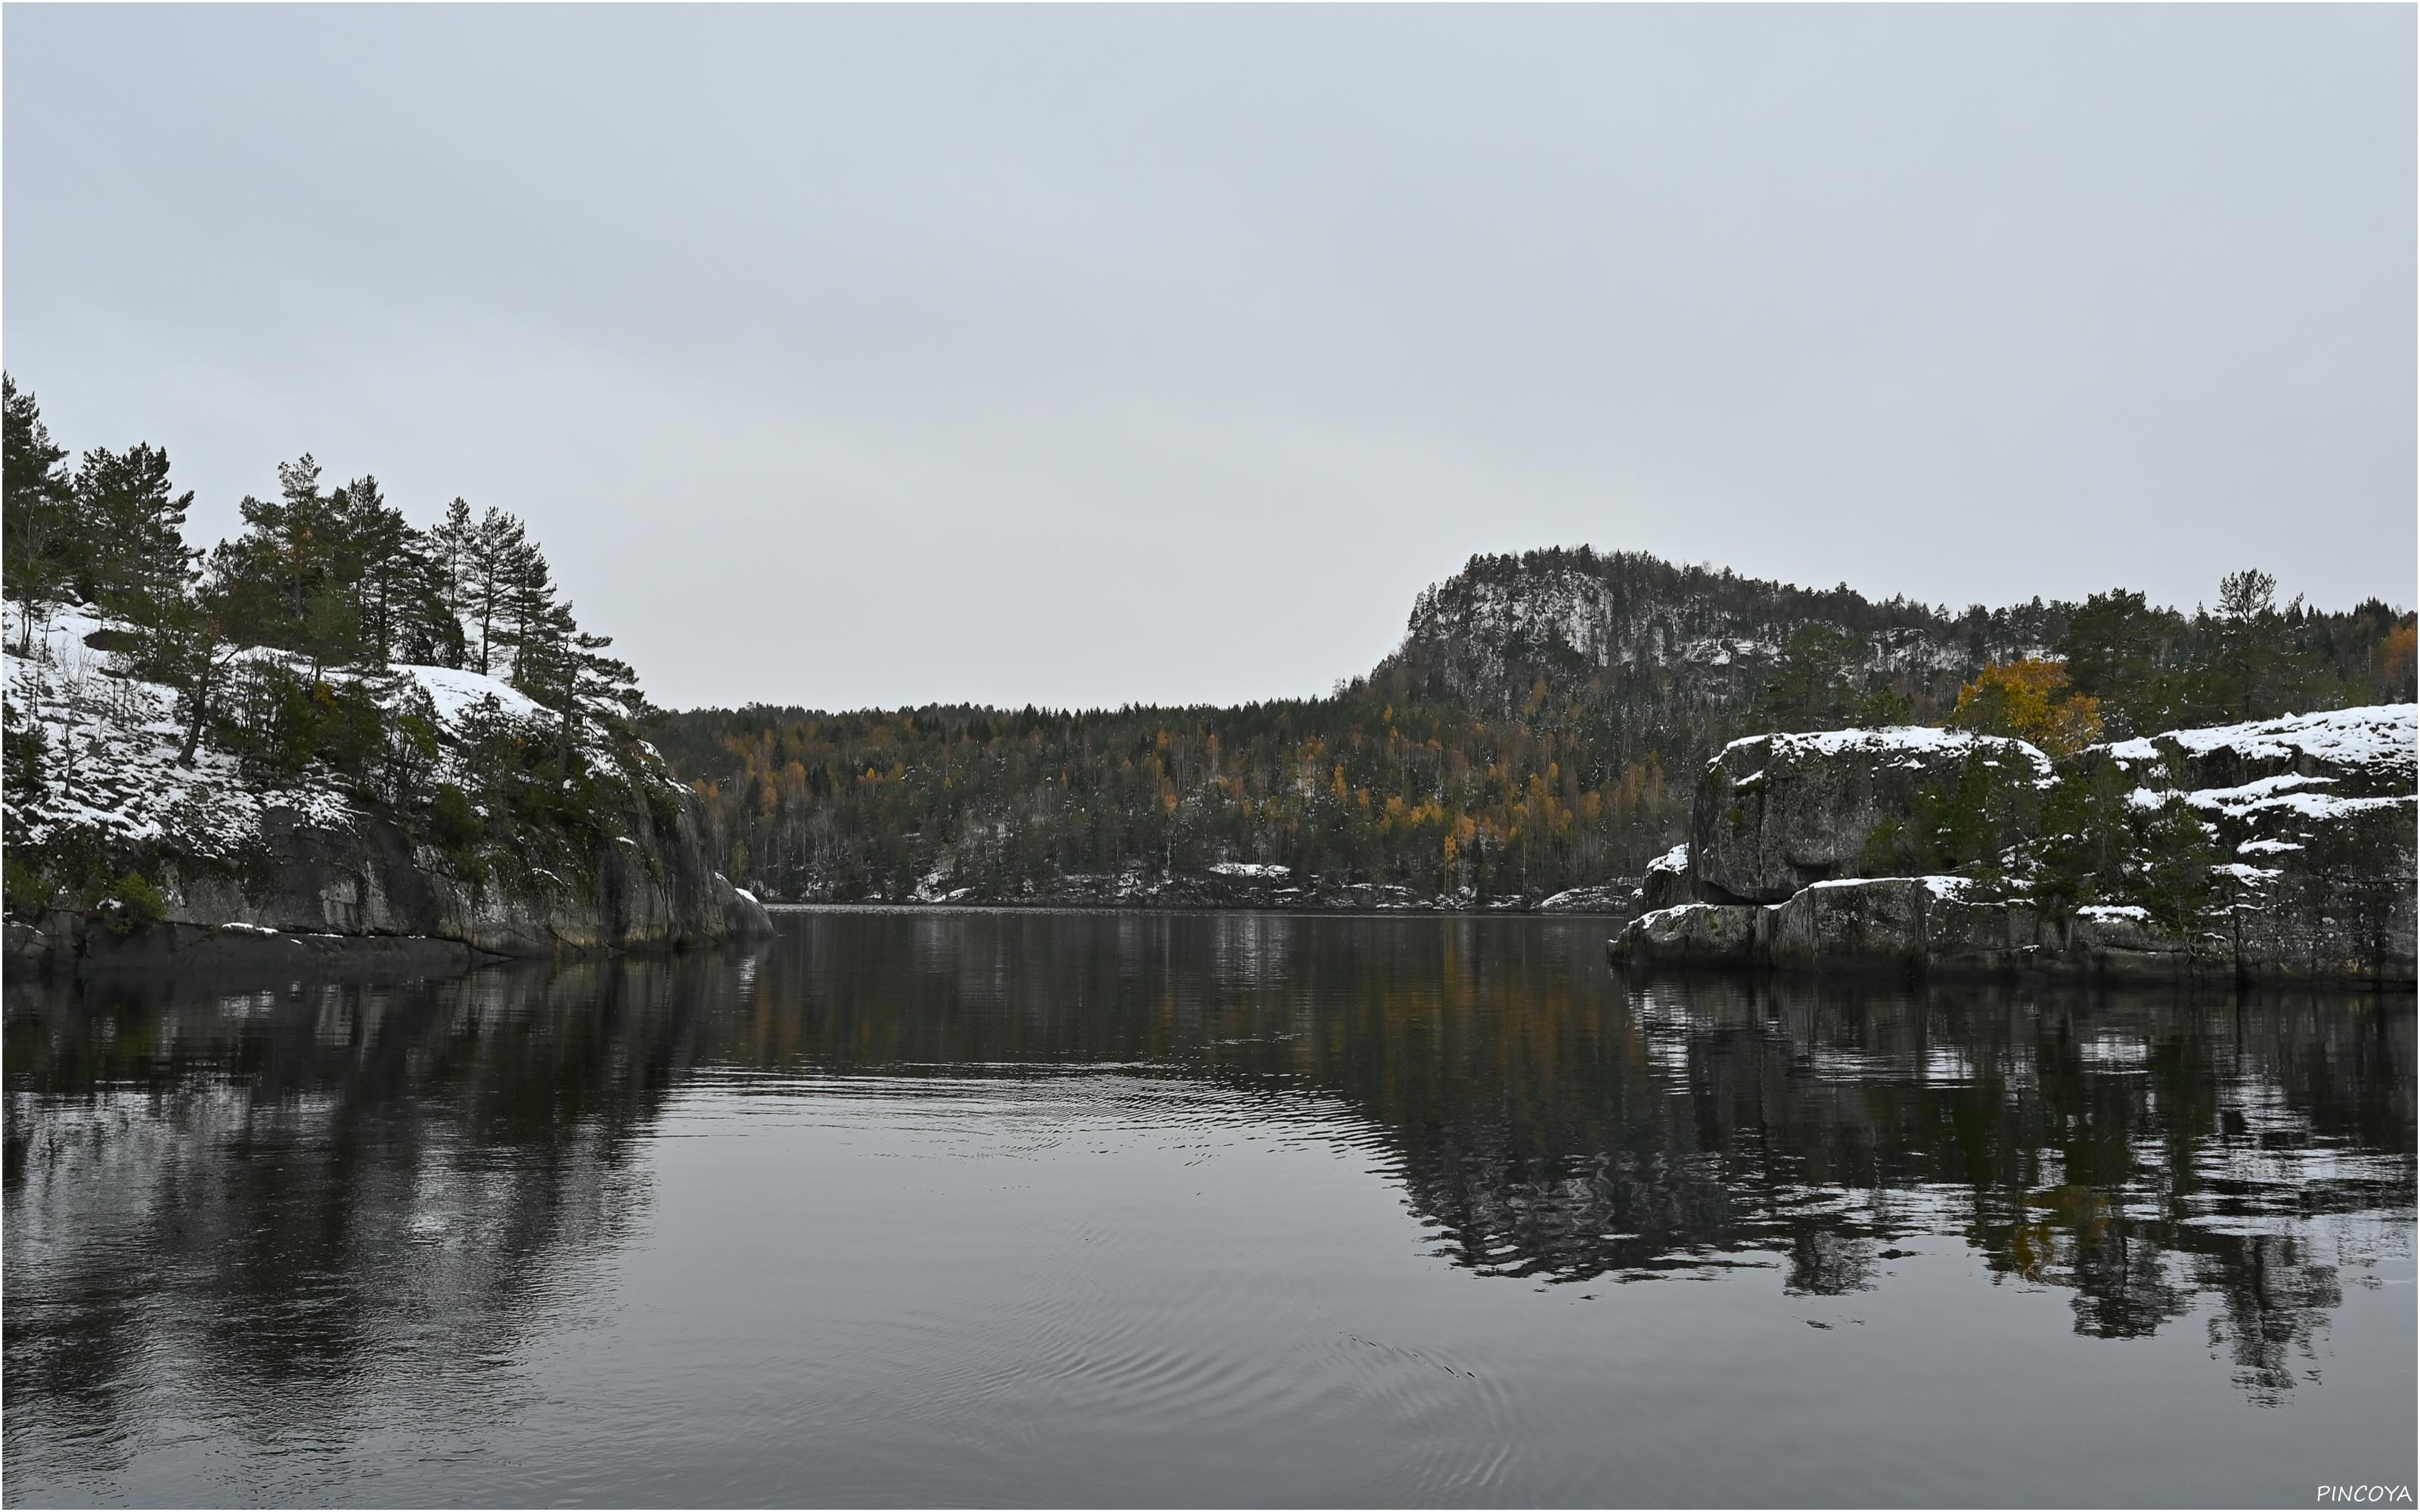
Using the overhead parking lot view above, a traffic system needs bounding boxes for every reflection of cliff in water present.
[716,912,2415,1403]
[2,953,752,1467]
[7,912,2412,1427]
[1289,963,2409,1405]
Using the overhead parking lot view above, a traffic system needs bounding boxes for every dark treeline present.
[656,547,2413,904]
[657,692,1680,905]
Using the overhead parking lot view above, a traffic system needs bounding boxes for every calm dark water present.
[5,910,2415,1507]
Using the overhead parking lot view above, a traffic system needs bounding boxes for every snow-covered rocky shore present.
[1609,705,2417,985]
[794,860,1640,916]
[3,603,770,981]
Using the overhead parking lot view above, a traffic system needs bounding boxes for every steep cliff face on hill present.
[1611,705,2417,985]
[1363,547,2047,723]
[3,603,770,980]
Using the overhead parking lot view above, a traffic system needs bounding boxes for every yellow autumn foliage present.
[1947,658,2103,756]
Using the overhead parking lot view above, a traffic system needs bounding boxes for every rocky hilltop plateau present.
[1372,547,2031,719]
[1612,704,2416,986]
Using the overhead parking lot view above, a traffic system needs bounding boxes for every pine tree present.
[3,373,79,643]
[2057,589,2182,737]
[143,547,256,767]
[537,622,647,767]
[72,442,198,621]
[499,531,569,692]
[425,497,478,668]
[2202,568,2313,722]
[329,474,454,667]
[213,455,346,651]
[462,507,531,676]
[1763,623,1857,731]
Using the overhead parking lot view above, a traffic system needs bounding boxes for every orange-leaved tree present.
[1945,658,2102,756]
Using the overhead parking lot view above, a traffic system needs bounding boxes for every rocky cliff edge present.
[4,603,771,981]
[1611,706,2416,986]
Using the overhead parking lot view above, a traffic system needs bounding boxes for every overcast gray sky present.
[5,5,2412,711]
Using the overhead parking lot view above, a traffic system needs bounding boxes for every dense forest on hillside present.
[654,546,2415,906]
[2,373,677,925]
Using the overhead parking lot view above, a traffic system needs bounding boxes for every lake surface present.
[5,910,2415,1507]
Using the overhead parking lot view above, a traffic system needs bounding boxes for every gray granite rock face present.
[1761,879,1932,972]
[1924,893,2047,976]
[2209,797,2415,981]
[14,911,481,980]
[2103,708,2417,984]
[1691,728,2051,903]
[1637,844,1696,912]
[1609,878,2246,983]
[7,793,774,982]
[1608,903,1760,968]
[1615,705,2415,987]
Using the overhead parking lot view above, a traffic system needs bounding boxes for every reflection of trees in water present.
[2,953,752,1470]
[1314,963,2407,1404]
[1451,977,2401,1402]
[5,912,2410,1441]
[721,912,2414,1401]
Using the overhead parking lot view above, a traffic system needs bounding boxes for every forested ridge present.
[654,546,2415,906]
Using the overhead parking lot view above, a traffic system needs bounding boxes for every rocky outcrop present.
[7,798,774,982]
[1613,882,2227,981]
[2109,707,2416,983]
[1761,878,1939,973]
[1612,705,2416,987]
[3,600,773,984]
[5,913,482,982]
[1615,901,1760,965]
[1692,727,2050,903]
[1637,844,1695,912]
[2098,705,2413,802]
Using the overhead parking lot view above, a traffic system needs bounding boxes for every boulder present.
[1692,727,2051,903]
[1926,892,2044,975]
[1537,884,1637,916]
[2055,905,2217,981]
[1754,876,2046,976]
[1637,844,1695,911]
[1612,876,2242,983]
[1609,903,1760,968]
[1762,878,1931,973]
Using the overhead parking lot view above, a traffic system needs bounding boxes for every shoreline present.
[758,900,1640,919]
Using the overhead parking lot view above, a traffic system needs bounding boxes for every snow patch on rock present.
[1210,861,1292,878]
[2104,703,2417,771]
[1717,725,2054,780]
[2077,903,2149,922]
[389,663,552,729]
